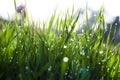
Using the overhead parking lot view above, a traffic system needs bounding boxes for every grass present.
[0,6,120,80]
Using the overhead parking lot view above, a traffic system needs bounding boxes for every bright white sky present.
[0,0,120,22]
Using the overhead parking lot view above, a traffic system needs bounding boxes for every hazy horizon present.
[0,0,120,22]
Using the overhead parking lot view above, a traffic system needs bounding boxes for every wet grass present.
[0,6,120,80]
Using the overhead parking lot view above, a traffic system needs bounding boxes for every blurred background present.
[0,0,120,22]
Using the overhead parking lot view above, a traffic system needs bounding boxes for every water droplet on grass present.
[86,69,89,71]
[63,57,69,62]
[87,66,90,69]
[100,76,104,80]
[64,45,67,49]
[60,52,63,54]
[10,57,13,59]
[18,73,22,78]
[99,50,104,54]
[80,50,85,56]
[87,56,90,59]
[3,48,6,51]
[103,44,105,47]
[31,70,33,73]
[113,67,116,70]
[48,66,52,71]
[10,60,12,63]
[107,68,110,72]
[65,72,67,75]
[93,14,97,17]
[82,29,84,33]
[16,61,19,64]
[16,51,18,54]
[68,27,71,33]
[101,59,106,62]
[70,38,74,42]
[69,75,72,79]
[98,62,101,65]
[115,22,118,26]
[48,48,50,50]
[25,66,29,70]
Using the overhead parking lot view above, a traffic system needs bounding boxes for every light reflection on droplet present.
[2,29,6,32]
[119,65,120,68]
[87,39,90,42]
[64,45,67,49]
[70,38,74,42]
[60,52,63,54]
[113,67,116,70]
[98,62,101,65]
[82,29,84,33]
[93,14,97,17]
[68,75,72,79]
[103,44,105,47]
[100,76,104,80]
[99,50,104,54]
[48,66,52,71]
[65,72,67,75]
[25,66,29,70]
[63,57,69,62]
[18,73,22,78]
[87,36,90,39]
[87,66,90,69]
[16,61,19,64]
[10,60,12,63]
[48,48,50,50]
[80,50,85,56]
[101,59,106,62]
[86,69,89,71]
[87,56,90,59]
[31,70,33,73]
[73,52,75,55]
[107,68,110,72]
[115,23,118,26]
[16,51,18,54]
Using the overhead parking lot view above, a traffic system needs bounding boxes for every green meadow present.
[0,5,120,80]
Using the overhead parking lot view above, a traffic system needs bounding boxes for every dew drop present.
[63,57,69,62]
[93,14,97,17]
[87,66,90,69]
[48,48,50,50]
[68,75,72,79]
[10,60,12,63]
[100,76,104,80]
[87,56,90,59]
[86,69,89,71]
[65,72,67,75]
[107,68,110,72]
[31,70,33,73]
[119,65,120,68]
[82,29,84,33]
[113,67,116,70]
[99,50,104,54]
[80,50,85,56]
[16,51,18,54]
[48,66,52,71]
[63,45,67,49]
[25,66,29,70]
[101,59,106,62]
[18,73,22,78]
[115,22,118,26]
[70,38,74,42]
[103,44,105,47]
[16,61,19,64]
